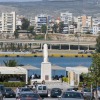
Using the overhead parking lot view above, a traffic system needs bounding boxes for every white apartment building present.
[60,12,73,24]
[2,12,16,33]
[92,18,100,35]
[0,18,2,33]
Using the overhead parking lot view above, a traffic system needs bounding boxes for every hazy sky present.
[0,0,42,2]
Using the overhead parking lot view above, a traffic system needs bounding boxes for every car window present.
[0,86,5,91]
[6,88,12,92]
[21,88,31,92]
[62,92,83,98]
[43,86,46,90]
[38,86,42,90]
[21,93,40,98]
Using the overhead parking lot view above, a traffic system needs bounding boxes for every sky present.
[0,0,42,2]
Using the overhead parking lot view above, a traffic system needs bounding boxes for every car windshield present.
[6,88,12,92]
[20,93,40,98]
[62,92,83,98]
[84,88,91,92]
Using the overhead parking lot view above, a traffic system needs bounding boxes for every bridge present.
[0,39,96,50]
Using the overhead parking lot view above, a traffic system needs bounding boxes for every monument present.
[41,44,52,81]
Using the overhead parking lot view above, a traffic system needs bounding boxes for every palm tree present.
[3,60,18,67]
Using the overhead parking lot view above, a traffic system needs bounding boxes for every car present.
[16,91,42,100]
[93,87,100,99]
[4,87,16,98]
[50,88,62,98]
[0,91,3,100]
[36,84,48,97]
[16,87,33,98]
[81,88,92,99]
[0,85,6,97]
[58,91,84,100]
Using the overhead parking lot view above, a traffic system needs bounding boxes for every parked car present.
[58,91,84,100]
[93,87,100,99]
[4,87,16,98]
[0,85,6,97]
[36,84,48,97]
[0,91,3,100]
[50,88,62,98]
[81,88,92,99]
[16,91,42,100]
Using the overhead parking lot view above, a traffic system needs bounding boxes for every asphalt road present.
[4,98,58,100]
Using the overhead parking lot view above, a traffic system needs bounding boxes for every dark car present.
[50,88,62,98]
[58,91,84,100]
[16,92,42,100]
[0,85,6,97]
[4,87,16,98]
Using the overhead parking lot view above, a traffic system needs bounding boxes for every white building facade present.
[2,12,16,34]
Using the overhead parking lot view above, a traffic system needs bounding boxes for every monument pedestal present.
[41,62,52,81]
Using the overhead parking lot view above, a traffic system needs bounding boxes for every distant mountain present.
[0,0,99,18]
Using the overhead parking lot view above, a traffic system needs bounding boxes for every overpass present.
[0,39,96,50]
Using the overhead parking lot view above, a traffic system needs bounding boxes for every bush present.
[62,77,68,82]
[0,82,25,87]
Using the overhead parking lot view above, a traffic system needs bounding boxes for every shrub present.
[62,77,68,82]
[0,82,25,87]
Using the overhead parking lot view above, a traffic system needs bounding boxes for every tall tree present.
[58,22,64,33]
[96,34,100,53]
[14,30,19,39]
[41,25,47,33]
[52,23,58,33]
[21,18,30,30]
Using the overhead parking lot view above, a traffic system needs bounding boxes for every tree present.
[96,34,100,53]
[14,30,19,39]
[58,22,64,33]
[21,18,30,30]
[3,60,18,67]
[89,54,100,99]
[52,23,58,33]
[28,26,34,33]
[41,25,47,33]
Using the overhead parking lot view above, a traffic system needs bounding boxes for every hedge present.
[0,82,26,87]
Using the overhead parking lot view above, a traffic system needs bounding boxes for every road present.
[4,98,58,100]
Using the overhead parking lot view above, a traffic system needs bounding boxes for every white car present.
[36,84,48,97]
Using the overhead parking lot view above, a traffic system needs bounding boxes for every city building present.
[35,14,52,33]
[92,18,100,35]
[60,12,73,24]
[0,18,2,33]
[76,15,92,33]
[1,12,16,34]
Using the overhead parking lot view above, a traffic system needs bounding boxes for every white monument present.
[41,44,52,81]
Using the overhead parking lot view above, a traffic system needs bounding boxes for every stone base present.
[41,62,52,81]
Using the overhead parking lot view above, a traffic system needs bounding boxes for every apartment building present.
[0,18,2,33]
[92,18,100,35]
[76,15,92,33]
[60,12,73,24]
[35,14,52,33]
[2,12,16,34]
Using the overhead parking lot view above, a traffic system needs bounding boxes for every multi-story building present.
[92,18,100,35]
[2,12,16,34]
[35,14,52,33]
[0,18,2,33]
[60,12,73,24]
[76,15,92,33]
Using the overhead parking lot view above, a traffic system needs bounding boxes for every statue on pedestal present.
[43,44,48,63]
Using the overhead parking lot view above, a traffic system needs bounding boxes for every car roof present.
[37,84,47,86]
